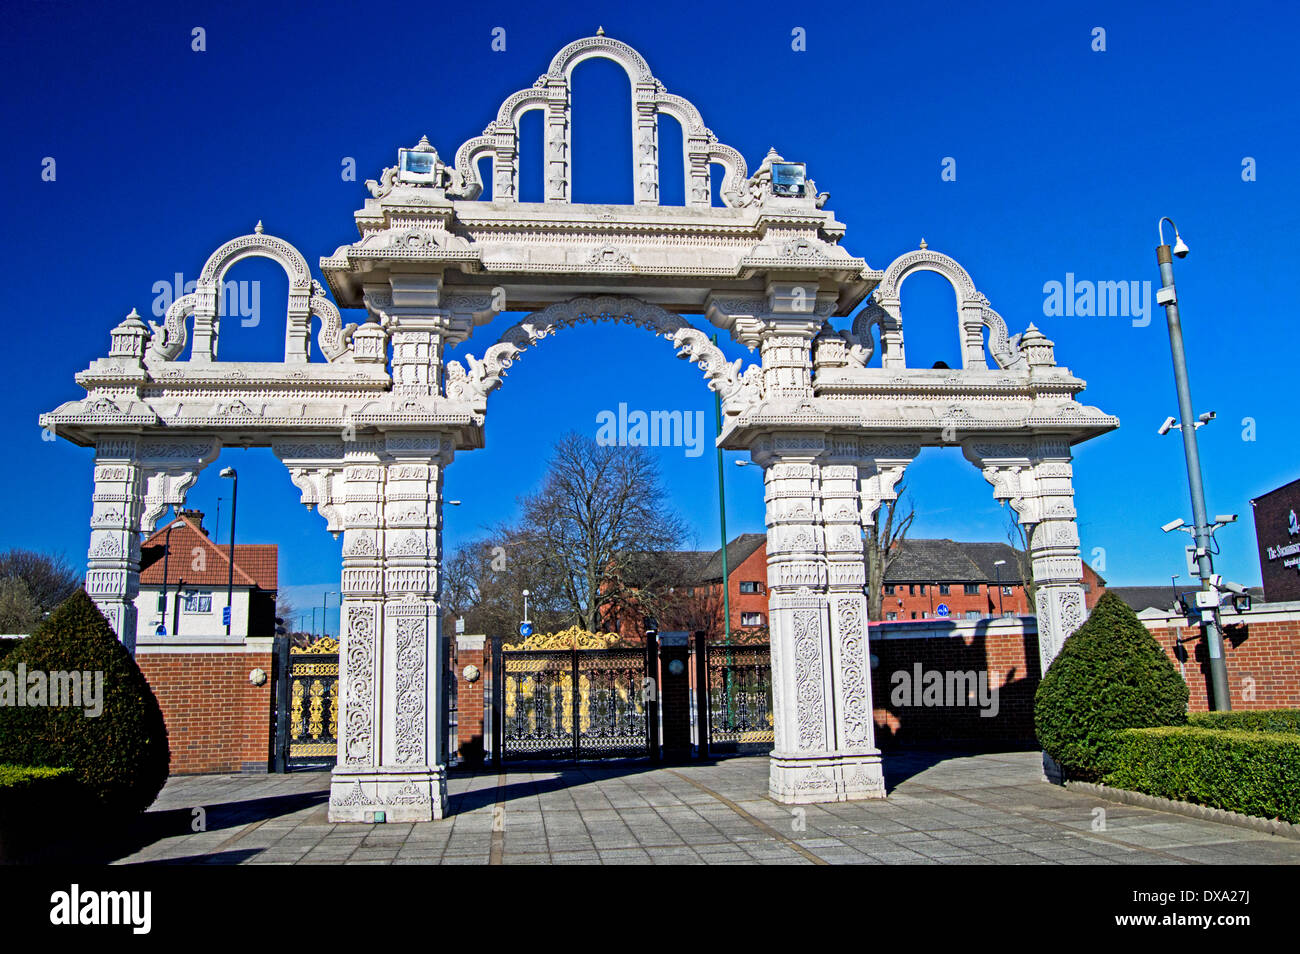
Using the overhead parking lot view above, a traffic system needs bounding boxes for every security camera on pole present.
[1153,218,1232,710]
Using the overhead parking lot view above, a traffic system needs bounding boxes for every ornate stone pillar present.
[963,438,1087,672]
[312,433,451,822]
[86,439,145,652]
[754,432,890,803]
[634,83,659,205]
[544,80,569,203]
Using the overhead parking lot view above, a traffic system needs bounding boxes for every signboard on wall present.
[1252,477,1300,603]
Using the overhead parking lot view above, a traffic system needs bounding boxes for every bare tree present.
[517,434,686,633]
[0,577,41,634]
[1005,507,1037,613]
[0,549,80,613]
[864,483,915,621]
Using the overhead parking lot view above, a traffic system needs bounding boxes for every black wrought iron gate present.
[491,643,654,761]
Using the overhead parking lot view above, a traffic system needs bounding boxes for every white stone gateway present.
[41,33,1117,819]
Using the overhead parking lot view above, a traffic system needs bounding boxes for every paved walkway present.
[113,751,1300,865]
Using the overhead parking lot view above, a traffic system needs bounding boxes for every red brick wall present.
[1145,614,1300,711]
[137,652,273,775]
[870,622,1041,746]
[453,640,486,763]
[866,610,1300,747]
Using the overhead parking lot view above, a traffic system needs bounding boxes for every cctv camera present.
[1157,416,1177,436]
[1215,514,1237,525]
[1198,411,1216,424]
[1161,518,1185,533]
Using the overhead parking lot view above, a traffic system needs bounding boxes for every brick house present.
[135,509,278,638]
[879,538,1107,622]
[132,509,280,775]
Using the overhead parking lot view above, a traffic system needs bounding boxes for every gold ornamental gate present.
[275,637,340,769]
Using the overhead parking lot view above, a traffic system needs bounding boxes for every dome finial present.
[919,237,927,249]
[596,25,605,36]
[255,220,264,234]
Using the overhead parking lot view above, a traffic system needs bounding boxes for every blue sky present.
[2,1,1296,634]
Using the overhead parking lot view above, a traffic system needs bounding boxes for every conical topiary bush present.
[0,589,169,816]
[1034,590,1188,781]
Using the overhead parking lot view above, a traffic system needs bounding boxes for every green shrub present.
[1106,726,1300,824]
[0,590,169,817]
[1188,709,1300,735]
[0,638,21,663]
[1034,590,1188,780]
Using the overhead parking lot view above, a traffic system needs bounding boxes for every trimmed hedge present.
[1035,591,1188,780]
[0,765,84,862]
[1105,726,1300,824]
[0,590,169,817]
[1188,709,1300,735]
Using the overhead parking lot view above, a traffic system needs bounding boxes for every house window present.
[963,584,981,595]
[182,591,212,613]
[886,612,898,621]
[1001,585,1014,595]
[919,585,927,596]
[908,585,916,596]
[884,585,895,595]
[740,612,765,627]
[1002,611,1016,619]
[738,581,764,595]
[965,610,980,620]
[938,584,950,595]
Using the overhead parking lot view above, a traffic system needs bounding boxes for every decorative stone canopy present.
[41,31,1117,818]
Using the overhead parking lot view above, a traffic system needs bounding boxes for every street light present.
[1153,217,1229,710]
[322,590,339,638]
[521,588,530,624]
[219,467,238,637]
[993,560,1007,617]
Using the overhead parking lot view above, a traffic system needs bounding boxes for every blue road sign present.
[155,625,166,636]
[519,621,533,637]
[222,606,231,626]
[936,604,950,618]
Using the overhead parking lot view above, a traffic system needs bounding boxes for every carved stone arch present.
[545,35,655,83]
[874,247,1025,372]
[442,295,761,413]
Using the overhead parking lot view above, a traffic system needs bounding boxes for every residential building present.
[135,509,278,638]
[879,538,1106,622]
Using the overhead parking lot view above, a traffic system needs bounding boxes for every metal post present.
[570,645,580,761]
[158,522,174,633]
[694,631,710,760]
[646,635,661,762]
[1156,236,1231,710]
[274,635,290,772]
[225,474,237,637]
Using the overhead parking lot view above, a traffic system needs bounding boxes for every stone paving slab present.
[111,750,1300,865]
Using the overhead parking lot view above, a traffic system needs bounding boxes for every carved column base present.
[328,764,448,822]
[768,749,886,804]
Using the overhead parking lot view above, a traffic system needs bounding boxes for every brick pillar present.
[455,634,486,764]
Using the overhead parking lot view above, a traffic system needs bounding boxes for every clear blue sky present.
[2,1,1296,633]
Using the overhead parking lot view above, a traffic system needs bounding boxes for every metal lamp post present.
[1154,217,1230,711]
[220,466,238,637]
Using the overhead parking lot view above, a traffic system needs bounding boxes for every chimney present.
[177,509,207,536]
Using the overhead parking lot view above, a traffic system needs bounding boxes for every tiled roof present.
[139,515,278,590]
[1107,586,1179,613]
[694,533,767,583]
[884,539,1025,584]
